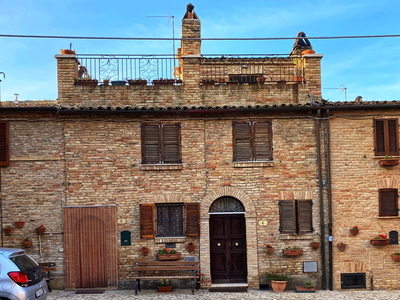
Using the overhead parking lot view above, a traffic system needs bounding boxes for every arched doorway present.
[209,196,247,283]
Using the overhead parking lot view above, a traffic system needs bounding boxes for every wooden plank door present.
[64,206,117,289]
[210,214,247,283]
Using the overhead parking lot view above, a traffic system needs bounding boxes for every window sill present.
[232,161,273,168]
[140,164,183,171]
[377,216,400,219]
[279,235,315,240]
[155,237,186,244]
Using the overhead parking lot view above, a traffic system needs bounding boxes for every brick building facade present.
[0,3,399,292]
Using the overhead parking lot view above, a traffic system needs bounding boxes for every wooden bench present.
[38,262,56,292]
[132,261,199,295]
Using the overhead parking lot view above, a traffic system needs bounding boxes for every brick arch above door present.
[201,186,255,218]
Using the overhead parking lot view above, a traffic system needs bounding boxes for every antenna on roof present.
[0,72,5,102]
[324,85,347,101]
[146,12,175,57]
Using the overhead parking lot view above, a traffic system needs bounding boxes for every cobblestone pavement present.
[47,289,400,300]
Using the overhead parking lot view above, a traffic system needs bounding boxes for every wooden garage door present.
[64,206,117,289]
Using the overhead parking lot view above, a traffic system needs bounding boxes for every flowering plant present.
[38,224,45,228]
[351,226,359,230]
[266,244,273,248]
[337,241,346,246]
[157,247,177,254]
[374,234,387,239]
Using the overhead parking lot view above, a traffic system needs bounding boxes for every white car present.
[0,248,48,300]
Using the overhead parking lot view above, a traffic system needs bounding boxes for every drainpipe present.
[324,109,333,290]
[0,170,2,247]
[316,109,326,289]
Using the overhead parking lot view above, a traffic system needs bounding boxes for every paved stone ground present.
[47,289,400,299]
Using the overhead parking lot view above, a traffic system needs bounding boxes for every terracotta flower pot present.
[350,229,359,236]
[157,285,173,292]
[271,280,287,293]
[60,49,76,55]
[310,242,320,250]
[337,244,346,251]
[187,244,196,252]
[36,226,46,235]
[392,255,400,262]
[22,240,32,248]
[266,247,274,255]
[283,249,303,256]
[141,247,150,256]
[379,159,399,166]
[3,227,13,235]
[157,253,181,261]
[15,221,25,228]
[370,239,390,245]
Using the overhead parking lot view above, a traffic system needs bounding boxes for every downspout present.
[0,170,2,247]
[325,109,333,290]
[316,109,326,289]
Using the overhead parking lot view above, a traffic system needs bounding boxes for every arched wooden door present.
[209,197,247,283]
[64,206,117,289]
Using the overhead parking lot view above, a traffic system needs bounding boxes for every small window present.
[141,123,181,164]
[374,119,399,156]
[157,203,184,237]
[232,121,272,162]
[279,200,313,234]
[379,189,398,217]
[341,273,366,289]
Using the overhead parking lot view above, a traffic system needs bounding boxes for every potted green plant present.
[266,271,292,292]
[296,280,315,293]
[187,242,196,252]
[265,244,274,255]
[379,155,399,166]
[22,237,32,248]
[3,225,13,235]
[141,246,150,256]
[157,279,173,292]
[310,241,320,250]
[157,248,181,261]
[337,241,347,251]
[370,234,390,245]
[350,226,359,236]
[36,224,46,235]
[102,78,110,85]
[14,221,25,228]
[392,252,400,262]
[283,246,303,256]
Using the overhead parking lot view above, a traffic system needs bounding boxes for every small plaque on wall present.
[303,261,318,273]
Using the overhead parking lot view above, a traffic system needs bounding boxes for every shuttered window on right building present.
[379,189,398,217]
[279,200,313,234]
[374,119,399,156]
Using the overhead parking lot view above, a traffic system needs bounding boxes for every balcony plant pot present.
[157,253,181,261]
[157,285,173,292]
[310,242,320,250]
[15,221,25,228]
[370,239,390,245]
[349,229,359,236]
[128,79,147,86]
[36,226,46,235]
[392,254,400,262]
[153,79,175,86]
[75,79,98,86]
[3,227,13,235]
[283,249,303,256]
[22,239,32,248]
[111,80,126,86]
[379,159,399,166]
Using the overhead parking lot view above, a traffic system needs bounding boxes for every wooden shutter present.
[163,124,181,163]
[374,119,399,156]
[279,200,296,233]
[254,121,272,161]
[379,189,398,216]
[140,204,155,238]
[142,124,160,164]
[233,122,251,161]
[387,119,399,156]
[0,122,9,167]
[297,200,313,233]
[185,203,200,237]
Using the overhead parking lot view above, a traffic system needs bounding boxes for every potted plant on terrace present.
[266,271,292,292]
[127,78,147,86]
[370,234,390,245]
[392,252,400,262]
[157,248,181,261]
[157,279,173,292]
[350,226,359,236]
[282,246,303,256]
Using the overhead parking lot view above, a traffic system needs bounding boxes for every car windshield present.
[10,254,38,271]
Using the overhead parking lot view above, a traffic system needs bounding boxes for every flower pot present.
[295,286,315,293]
[370,239,390,245]
[22,240,32,248]
[350,229,359,236]
[157,285,173,292]
[266,247,274,255]
[310,242,320,250]
[128,80,147,86]
[36,226,46,235]
[187,244,196,252]
[15,221,25,228]
[157,253,181,261]
[271,280,287,292]
[3,227,13,235]
[379,159,399,166]
[337,244,346,251]
[302,49,316,55]
[283,249,303,256]
[141,247,150,256]
[392,255,400,262]
[294,76,303,82]
[60,49,76,55]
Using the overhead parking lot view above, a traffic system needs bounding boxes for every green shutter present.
[279,200,296,233]
[140,204,155,238]
[297,200,313,233]
[233,122,251,161]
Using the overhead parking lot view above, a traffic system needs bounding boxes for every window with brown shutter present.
[140,204,155,238]
[0,122,9,167]
[233,121,272,162]
[157,203,184,237]
[141,123,181,164]
[379,189,398,217]
[374,119,399,156]
[279,200,313,234]
[185,203,200,237]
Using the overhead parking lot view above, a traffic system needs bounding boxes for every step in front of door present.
[209,283,248,293]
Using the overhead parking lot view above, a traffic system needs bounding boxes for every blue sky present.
[0,0,400,102]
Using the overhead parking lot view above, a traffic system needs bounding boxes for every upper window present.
[374,119,399,156]
[0,122,9,167]
[141,123,181,164]
[232,121,272,162]
[139,203,200,238]
[379,189,398,217]
[279,200,313,234]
